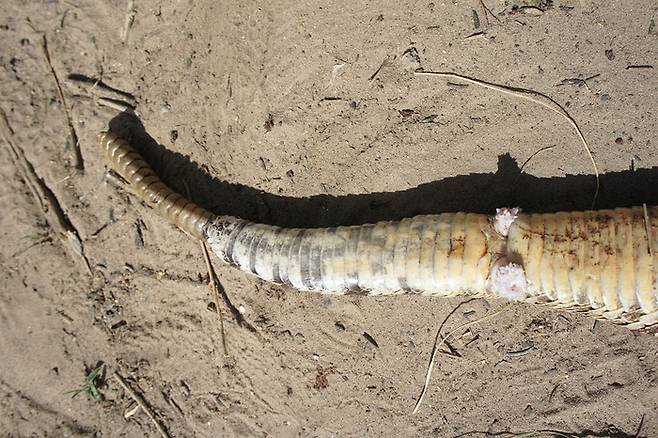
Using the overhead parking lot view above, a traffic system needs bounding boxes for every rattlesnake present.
[98,130,658,329]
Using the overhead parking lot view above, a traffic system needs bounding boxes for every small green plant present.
[21,233,47,241]
[65,364,105,401]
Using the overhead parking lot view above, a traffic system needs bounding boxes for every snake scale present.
[98,131,658,329]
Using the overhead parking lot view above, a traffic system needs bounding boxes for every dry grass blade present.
[201,239,263,339]
[412,303,506,414]
[41,35,84,171]
[97,97,137,114]
[415,70,600,208]
[180,179,256,347]
[112,371,171,438]
[519,145,556,172]
[66,73,136,102]
[201,240,229,356]
[0,108,91,273]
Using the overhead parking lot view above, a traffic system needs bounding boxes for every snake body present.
[98,131,658,329]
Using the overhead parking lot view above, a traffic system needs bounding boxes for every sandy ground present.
[1,0,657,436]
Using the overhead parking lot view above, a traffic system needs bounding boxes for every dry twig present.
[0,108,91,273]
[201,241,229,356]
[41,35,84,171]
[412,300,506,414]
[369,56,391,83]
[201,240,263,340]
[180,180,253,349]
[519,145,556,172]
[67,73,135,101]
[112,371,171,438]
[97,96,136,113]
[415,70,600,208]
[480,0,502,24]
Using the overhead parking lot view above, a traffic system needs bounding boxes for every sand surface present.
[1,1,657,436]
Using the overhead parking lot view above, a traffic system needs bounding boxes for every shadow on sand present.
[106,112,657,228]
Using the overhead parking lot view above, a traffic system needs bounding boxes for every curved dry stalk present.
[414,70,600,209]
[112,371,171,438]
[412,306,506,414]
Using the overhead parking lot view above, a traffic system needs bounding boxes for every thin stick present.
[66,73,136,102]
[181,181,232,355]
[0,108,92,273]
[480,0,502,24]
[179,173,259,340]
[369,56,390,83]
[112,371,171,438]
[97,96,136,114]
[415,70,600,208]
[519,145,556,172]
[41,35,84,171]
[203,240,262,337]
[201,241,229,356]
[412,305,506,414]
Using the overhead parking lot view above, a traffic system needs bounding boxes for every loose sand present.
[1,1,657,436]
